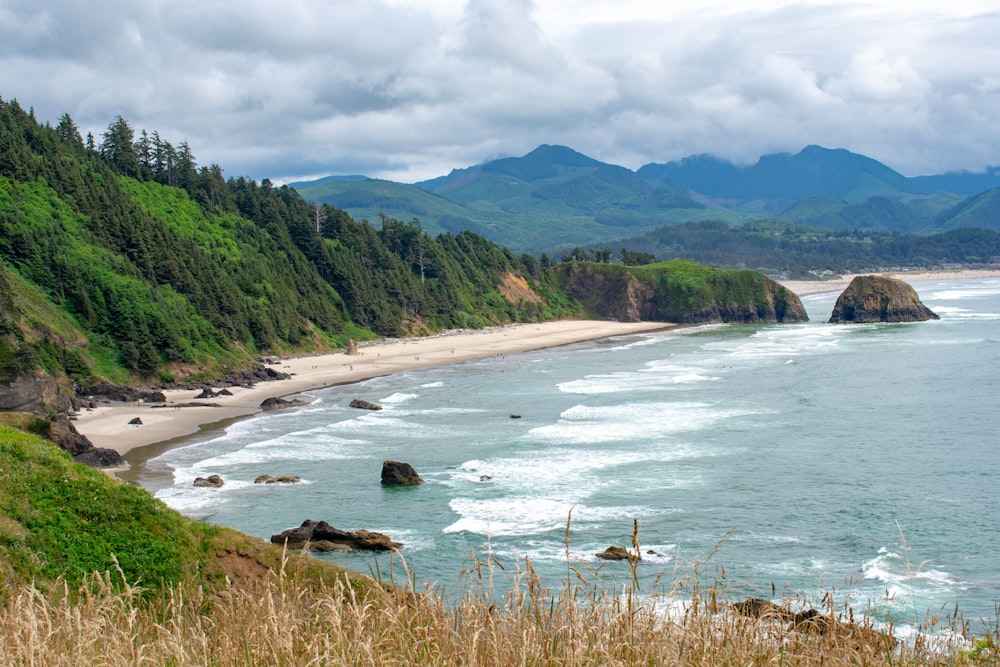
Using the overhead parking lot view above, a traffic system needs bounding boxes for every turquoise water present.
[138,278,1000,635]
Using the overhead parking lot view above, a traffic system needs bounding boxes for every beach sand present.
[75,267,1000,468]
[74,320,672,460]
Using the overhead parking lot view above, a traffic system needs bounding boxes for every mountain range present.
[291,145,1000,254]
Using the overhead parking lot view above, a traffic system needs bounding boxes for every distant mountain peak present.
[522,144,602,167]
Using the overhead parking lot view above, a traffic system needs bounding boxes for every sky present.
[2,0,999,184]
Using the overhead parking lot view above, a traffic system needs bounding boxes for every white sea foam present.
[928,284,1000,301]
[420,381,444,388]
[529,401,756,445]
[558,364,719,395]
[443,497,662,536]
[448,448,670,493]
[380,392,419,405]
[860,550,966,598]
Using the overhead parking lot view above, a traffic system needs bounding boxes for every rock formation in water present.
[595,545,640,561]
[193,474,225,488]
[828,275,939,323]
[271,519,401,551]
[381,460,424,485]
[259,396,308,411]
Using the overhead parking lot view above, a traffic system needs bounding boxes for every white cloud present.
[1,0,999,181]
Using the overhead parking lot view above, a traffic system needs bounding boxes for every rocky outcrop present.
[730,597,896,650]
[381,460,423,485]
[829,275,939,323]
[162,364,291,391]
[271,519,401,551]
[0,374,78,414]
[73,448,126,468]
[81,381,166,404]
[349,399,382,410]
[4,411,127,469]
[193,474,225,487]
[260,396,308,411]
[254,475,301,484]
[561,263,808,324]
[563,270,653,322]
[46,413,94,456]
[595,545,640,561]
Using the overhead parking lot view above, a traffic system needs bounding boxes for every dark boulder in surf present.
[381,460,423,485]
[829,275,939,323]
[193,474,225,488]
[595,545,640,561]
[260,396,308,411]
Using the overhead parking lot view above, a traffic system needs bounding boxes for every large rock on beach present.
[349,398,382,410]
[829,275,939,323]
[271,519,401,551]
[193,474,225,488]
[381,460,423,485]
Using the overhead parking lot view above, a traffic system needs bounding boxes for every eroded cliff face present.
[562,270,653,322]
[828,275,939,323]
[561,264,808,324]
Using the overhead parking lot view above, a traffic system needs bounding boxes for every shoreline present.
[75,267,1000,472]
[75,320,673,464]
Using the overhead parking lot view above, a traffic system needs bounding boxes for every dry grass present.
[1,544,995,666]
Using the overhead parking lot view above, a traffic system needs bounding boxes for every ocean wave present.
[528,401,756,444]
[860,549,968,601]
[443,497,662,537]
[380,392,419,405]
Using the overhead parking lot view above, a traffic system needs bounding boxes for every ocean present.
[136,278,1000,637]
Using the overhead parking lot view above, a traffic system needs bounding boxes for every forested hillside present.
[0,97,579,388]
[607,220,1000,278]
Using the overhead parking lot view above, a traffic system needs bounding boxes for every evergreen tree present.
[55,113,83,147]
[100,116,139,177]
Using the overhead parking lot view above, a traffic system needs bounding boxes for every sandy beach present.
[74,267,1000,465]
[74,320,672,459]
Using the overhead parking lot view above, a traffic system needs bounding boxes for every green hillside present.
[0,97,581,391]
[0,421,372,595]
[934,187,1000,231]
[611,219,1000,277]
[294,145,723,254]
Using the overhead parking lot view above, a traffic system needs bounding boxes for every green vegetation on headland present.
[1,426,995,664]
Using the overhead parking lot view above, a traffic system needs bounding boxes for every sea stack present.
[828,275,939,323]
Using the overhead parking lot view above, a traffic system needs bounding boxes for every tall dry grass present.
[1,543,995,666]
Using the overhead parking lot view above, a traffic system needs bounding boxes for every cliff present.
[560,261,808,324]
[828,275,939,323]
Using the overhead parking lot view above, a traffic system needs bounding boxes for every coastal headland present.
[73,268,1000,464]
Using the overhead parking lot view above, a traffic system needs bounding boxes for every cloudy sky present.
[2,0,999,183]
